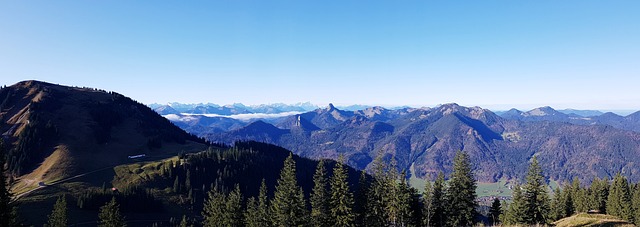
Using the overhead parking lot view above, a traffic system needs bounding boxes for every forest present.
[2,140,640,226]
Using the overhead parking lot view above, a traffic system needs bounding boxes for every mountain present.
[1,81,366,226]
[150,102,320,115]
[500,107,640,133]
[558,109,604,117]
[207,103,640,183]
[163,113,247,133]
[0,81,208,190]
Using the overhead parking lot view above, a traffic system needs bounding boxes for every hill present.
[0,80,208,192]
[207,103,640,183]
[17,141,364,226]
[553,213,635,227]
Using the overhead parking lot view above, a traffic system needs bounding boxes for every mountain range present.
[202,103,640,183]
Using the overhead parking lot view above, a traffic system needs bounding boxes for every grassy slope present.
[553,213,635,227]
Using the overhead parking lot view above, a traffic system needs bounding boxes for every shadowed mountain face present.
[206,103,640,183]
[0,81,207,186]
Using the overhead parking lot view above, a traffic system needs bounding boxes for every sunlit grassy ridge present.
[553,213,635,227]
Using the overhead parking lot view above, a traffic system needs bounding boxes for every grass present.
[553,213,635,227]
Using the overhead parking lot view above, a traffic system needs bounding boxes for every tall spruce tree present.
[46,195,68,227]
[245,179,270,227]
[520,156,550,224]
[589,177,609,213]
[98,197,126,227]
[632,183,640,226]
[503,184,526,225]
[202,187,226,226]
[270,153,308,226]
[607,173,633,221]
[354,171,369,226]
[330,157,355,226]
[396,171,413,227]
[430,172,446,227]
[488,198,502,225]
[203,185,244,227]
[311,160,330,227]
[422,180,434,227]
[445,151,477,227]
[570,178,589,213]
[0,139,19,227]
[364,156,390,226]
[550,187,568,221]
[225,185,244,227]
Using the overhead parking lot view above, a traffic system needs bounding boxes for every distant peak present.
[328,103,336,110]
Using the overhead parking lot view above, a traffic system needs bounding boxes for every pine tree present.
[521,156,550,225]
[98,197,126,227]
[311,160,330,227]
[330,157,355,226]
[0,139,19,227]
[270,153,308,226]
[396,171,413,226]
[226,185,244,227]
[607,173,633,221]
[354,171,368,226]
[589,177,609,213]
[46,195,68,227]
[488,198,502,225]
[245,179,270,227]
[445,151,477,227]
[570,177,588,213]
[203,185,244,227]
[364,156,390,226]
[422,180,434,227]
[202,187,226,226]
[550,187,567,221]
[179,215,190,227]
[430,172,446,227]
[632,183,640,227]
[503,184,526,225]
[245,197,260,227]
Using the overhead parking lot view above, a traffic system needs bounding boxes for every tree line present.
[3,138,640,226]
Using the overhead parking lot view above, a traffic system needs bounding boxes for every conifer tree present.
[245,180,270,227]
[203,185,244,227]
[245,197,260,227]
[422,180,434,227]
[364,156,390,226]
[550,187,567,221]
[607,173,633,221]
[330,157,355,226]
[179,215,191,227]
[0,140,19,227]
[270,153,308,226]
[46,195,68,227]
[488,198,502,225]
[354,171,368,226]
[396,171,413,226]
[202,188,226,226]
[98,197,126,227]
[521,156,550,225]
[311,160,330,227]
[589,177,609,213]
[503,184,526,225]
[632,183,640,227]
[570,178,588,213]
[430,172,446,227]
[226,185,244,227]
[445,151,477,227]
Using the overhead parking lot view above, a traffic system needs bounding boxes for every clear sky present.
[1,1,638,110]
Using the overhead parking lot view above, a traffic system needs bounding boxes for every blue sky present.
[1,1,638,110]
